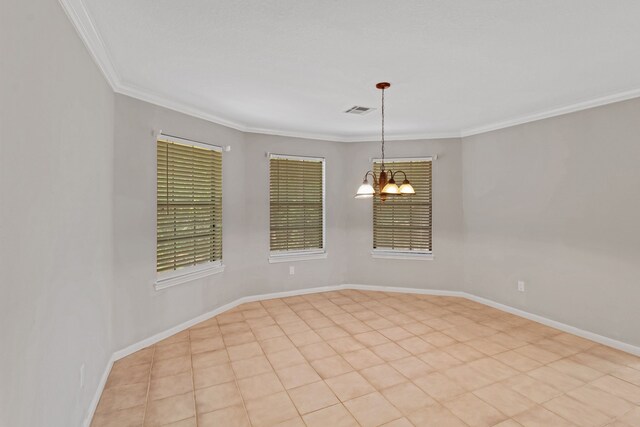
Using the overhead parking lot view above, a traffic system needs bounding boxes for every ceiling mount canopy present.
[355,82,415,202]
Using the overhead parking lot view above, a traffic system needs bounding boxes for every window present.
[269,154,326,262]
[156,134,223,288]
[372,158,432,259]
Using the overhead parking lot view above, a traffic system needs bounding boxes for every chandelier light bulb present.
[399,179,415,195]
[355,180,375,198]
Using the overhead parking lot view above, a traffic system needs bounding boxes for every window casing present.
[372,158,432,258]
[269,154,326,262]
[156,135,223,287]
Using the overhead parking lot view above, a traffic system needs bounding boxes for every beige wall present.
[5,2,640,424]
[112,97,465,351]
[345,139,464,290]
[462,97,640,346]
[112,96,349,350]
[0,0,115,425]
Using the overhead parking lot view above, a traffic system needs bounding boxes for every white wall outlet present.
[289,266,295,275]
[517,280,526,292]
[80,364,85,389]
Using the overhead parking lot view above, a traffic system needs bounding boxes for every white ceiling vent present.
[344,106,375,115]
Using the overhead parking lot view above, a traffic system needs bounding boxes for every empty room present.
[3,0,640,426]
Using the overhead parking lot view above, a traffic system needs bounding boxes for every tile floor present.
[91,290,640,427]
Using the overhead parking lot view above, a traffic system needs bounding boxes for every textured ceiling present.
[75,0,640,141]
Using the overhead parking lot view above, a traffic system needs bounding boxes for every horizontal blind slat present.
[157,139,223,273]
[270,157,324,252]
[372,160,432,251]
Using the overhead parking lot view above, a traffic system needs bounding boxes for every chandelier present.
[354,82,415,201]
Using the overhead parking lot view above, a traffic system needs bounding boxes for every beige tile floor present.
[91,290,640,427]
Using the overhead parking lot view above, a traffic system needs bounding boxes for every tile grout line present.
[216,316,254,425]
[238,295,361,426]
[391,305,533,424]
[227,327,253,427]
[279,292,371,427]
[346,290,636,425]
[231,370,251,426]
[413,338,618,424]
[332,304,433,426]
[280,295,348,426]
[308,291,530,424]
[261,299,310,426]
[141,345,156,426]
[331,291,452,425]
[248,298,309,426]
[302,316,365,424]
[94,290,640,427]
[288,293,367,426]
[188,329,199,427]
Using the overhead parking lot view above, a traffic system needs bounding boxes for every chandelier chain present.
[381,87,385,171]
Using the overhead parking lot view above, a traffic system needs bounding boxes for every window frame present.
[154,133,225,290]
[268,153,327,263]
[371,156,434,261]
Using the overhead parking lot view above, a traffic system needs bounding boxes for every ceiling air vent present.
[344,106,375,115]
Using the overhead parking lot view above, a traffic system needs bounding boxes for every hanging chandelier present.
[354,82,415,201]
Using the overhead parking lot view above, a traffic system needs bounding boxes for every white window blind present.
[373,159,432,253]
[270,154,325,254]
[157,136,222,274]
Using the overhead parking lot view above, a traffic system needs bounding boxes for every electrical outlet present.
[289,266,295,275]
[80,364,85,389]
[517,280,525,292]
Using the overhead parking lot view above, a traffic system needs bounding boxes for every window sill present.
[155,263,225,291]
[371,250,434,261]
[269,251,327,263]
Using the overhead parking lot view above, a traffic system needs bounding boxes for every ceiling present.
[66,0,640,141]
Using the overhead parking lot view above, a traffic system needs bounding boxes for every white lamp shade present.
[355,182,375,198]
[399,181,415,194]
[381,181,400,195]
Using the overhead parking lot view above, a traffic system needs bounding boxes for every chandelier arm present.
[364,170,378,185]
[390,170,408,181]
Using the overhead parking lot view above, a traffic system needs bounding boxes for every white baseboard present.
[111,285,345,361]
[463,293,640,357]
[83,354,115,427]
[85,282,640,427]
[345,284,640,357]
[240,285,347,304]
[113,299,239,361]
[85,284,345,426]
[345,283,464,297]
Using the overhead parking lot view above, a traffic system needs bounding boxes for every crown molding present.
[119,82,463,142]
[58,0,120,90]
[117,82,250,133]
[60,0,640,143]
[460,87,640,138]
[117,82,463,142]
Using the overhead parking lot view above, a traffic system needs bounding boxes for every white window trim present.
[371,156,434,163]
[371,157,434,260]
[268,153,327,263]
[269,249,327,263]
[371,249,434,261]
[155,261,225,291]
[155,132,224,291]
[157,132,223,152]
